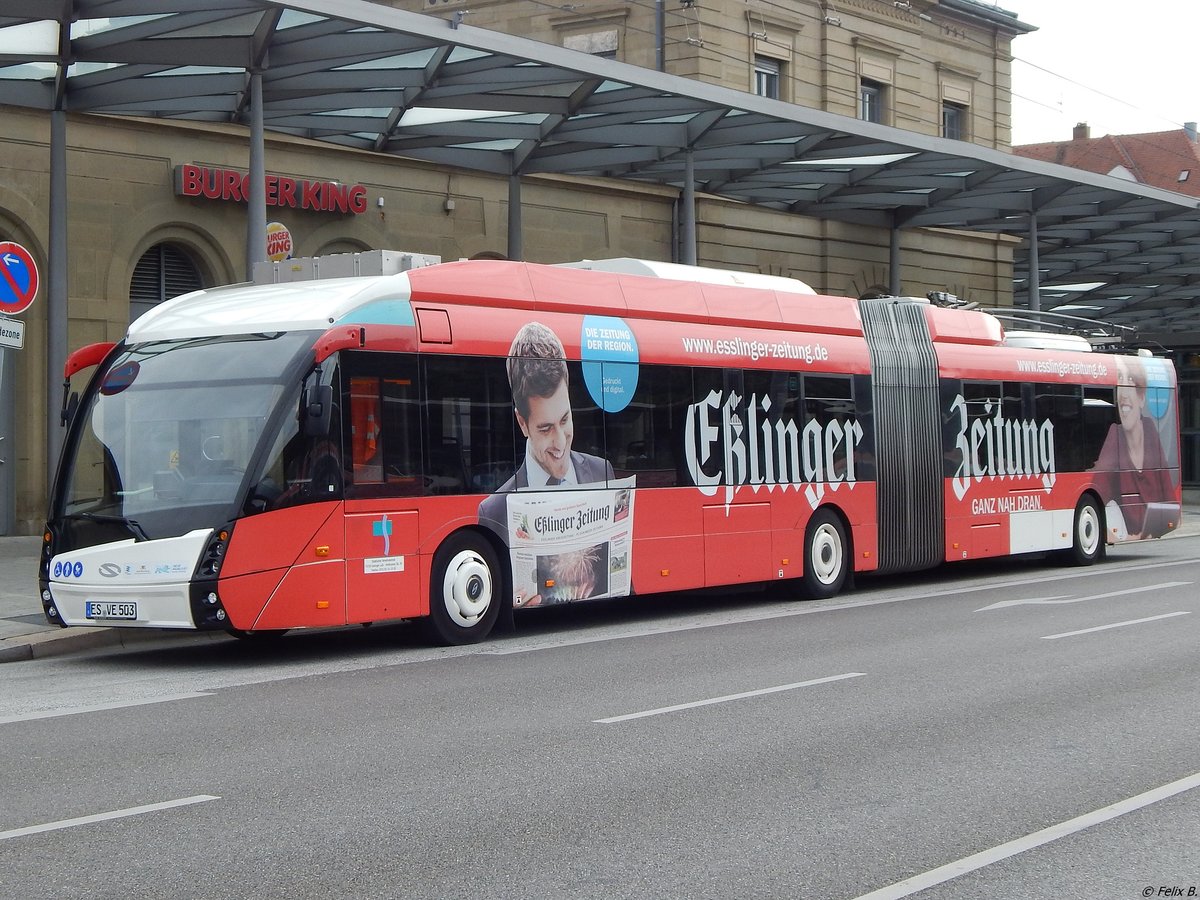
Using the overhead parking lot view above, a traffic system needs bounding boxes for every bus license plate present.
[85,601,138,621]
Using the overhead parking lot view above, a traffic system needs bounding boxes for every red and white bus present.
[40,254,1183,644]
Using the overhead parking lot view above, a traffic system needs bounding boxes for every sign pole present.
[0,347,12,535]
[0,240,39,537]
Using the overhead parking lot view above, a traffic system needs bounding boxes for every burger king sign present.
[266,222,294,262]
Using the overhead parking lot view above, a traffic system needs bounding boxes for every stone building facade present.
[0,0,1035,533]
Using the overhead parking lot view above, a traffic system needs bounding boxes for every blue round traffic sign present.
[0,241,40,316]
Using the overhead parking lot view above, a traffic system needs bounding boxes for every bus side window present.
[423,355,514,495]
[349,376,384,484]
[602,363,690,487]
[250,369,343,512]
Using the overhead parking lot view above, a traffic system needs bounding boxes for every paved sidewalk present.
[4,505,1199,663]
[0,535,221,663]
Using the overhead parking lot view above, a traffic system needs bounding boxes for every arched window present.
[129,243,204,322]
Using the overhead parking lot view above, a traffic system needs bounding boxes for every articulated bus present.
[40,255,1182,645]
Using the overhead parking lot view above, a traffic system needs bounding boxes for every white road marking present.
[491,561,1199,658]
[1041,611,1191,641]
[850,771,1200,900]
[977,581,1190,612]
[0,692,213,725]
[0,795,220,842]
[594,672,865,723]
[975,594,1072,611]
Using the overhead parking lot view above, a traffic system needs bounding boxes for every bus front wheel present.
[1067,495,1105,566]
[802,508,848,600]
[426,533,501,645]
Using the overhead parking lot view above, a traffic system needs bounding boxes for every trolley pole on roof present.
[245,70,267,278]
[507,173,523,260]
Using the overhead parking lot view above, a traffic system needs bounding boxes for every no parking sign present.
[0,241,40,317]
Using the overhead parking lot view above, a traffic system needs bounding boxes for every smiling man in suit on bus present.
[478,321,614,534]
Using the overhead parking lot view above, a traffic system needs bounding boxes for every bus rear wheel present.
[1067,495,1104,566]
[802,508,848,600]
[425,533,501,645]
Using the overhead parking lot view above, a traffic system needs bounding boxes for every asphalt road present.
[2,538,1198,900]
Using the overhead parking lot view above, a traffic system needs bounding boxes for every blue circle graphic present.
[1142,357,1171,419]
[580,315,639,413]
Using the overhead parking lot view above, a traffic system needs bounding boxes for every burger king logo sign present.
[266,222,293,262]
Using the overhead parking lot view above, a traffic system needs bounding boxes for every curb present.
[0,624,223,663]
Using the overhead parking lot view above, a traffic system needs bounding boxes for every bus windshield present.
[56,332,315,540]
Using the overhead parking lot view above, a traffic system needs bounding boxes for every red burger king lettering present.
[175,164,368,215]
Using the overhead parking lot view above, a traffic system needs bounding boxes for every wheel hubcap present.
[442,550,493,627]
[811,523,843,585]
[1078,506,1099,555]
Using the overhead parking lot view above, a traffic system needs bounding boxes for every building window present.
[562,28,619,58]
[942,102,966,140]
[129,243,204,322]
[860,80,884,123]
[754,56,781,100]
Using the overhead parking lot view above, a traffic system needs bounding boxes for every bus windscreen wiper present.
[73,512,150,542]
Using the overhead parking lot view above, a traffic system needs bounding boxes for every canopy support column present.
[507,173,523,261]
[1027,211,1041,314]
[46,108,68,483]
[680,150,697,266]
[245,70,267,279]
[888,219,901,295]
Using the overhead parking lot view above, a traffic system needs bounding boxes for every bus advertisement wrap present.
[507,478,635,607]
[40,257,1183,646]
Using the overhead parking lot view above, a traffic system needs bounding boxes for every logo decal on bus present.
[949,393,1056,501]
[52,560,84,579]
[372,514,393,556]
[684,389,864,510]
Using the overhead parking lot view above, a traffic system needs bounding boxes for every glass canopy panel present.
[66,61,126,78]
[338,50,439,70]
[278,11,328,29]
[446,47,491,64]
[0,61,56,80]
[0,20,59,54]
[449,140,523,151]
[72,16,170,38]
[786,153,916,167]
[399,107,515,126]
[314,107,393,118]
[167,13,263,39]
[147,66,245,77]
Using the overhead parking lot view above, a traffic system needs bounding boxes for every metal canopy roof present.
[3,0,1199,335]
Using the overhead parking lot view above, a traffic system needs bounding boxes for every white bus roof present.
[126,275,413,342]
[558,258,816,293]
[125,255,824,343]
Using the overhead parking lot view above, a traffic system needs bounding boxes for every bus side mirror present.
[60,390,79,427]
[302,384,333,437]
